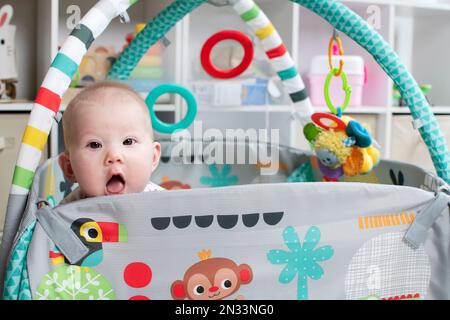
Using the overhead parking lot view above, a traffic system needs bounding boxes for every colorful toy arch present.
[1,0,449,295]
[109,0,449,183]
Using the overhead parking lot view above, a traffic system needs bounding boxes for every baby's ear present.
[151,142,161,171]
[58,152,76,182]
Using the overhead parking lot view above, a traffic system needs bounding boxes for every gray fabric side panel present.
[0,159,59,298]
[427,204,450,299]
[0,194,28,299]
[57,181,435,227]
[35,206,88,264]
[30,182,441,299]
[404,192,450,248]
[0,161,45,297]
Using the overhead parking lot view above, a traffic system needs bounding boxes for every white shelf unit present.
[1,0,450,169]
[0,103,34,112]
[181,0,297,147]
[47,0,180,157]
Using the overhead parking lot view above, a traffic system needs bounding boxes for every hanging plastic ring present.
[328,34,344,77]
[146,84,197,134]
[324,68,352,115]
[311,112,347,131]
[201,30,254,79]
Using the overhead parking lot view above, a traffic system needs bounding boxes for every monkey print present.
[171,250,253,300]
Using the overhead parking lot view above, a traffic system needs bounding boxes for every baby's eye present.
[87,141,102,149]
[123,138,137,146]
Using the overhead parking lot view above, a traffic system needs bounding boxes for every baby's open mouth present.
[106,174,125,194]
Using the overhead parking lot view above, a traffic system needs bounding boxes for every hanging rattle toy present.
[303,30,380,182]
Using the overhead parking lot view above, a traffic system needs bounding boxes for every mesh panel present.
[345,232,431,300]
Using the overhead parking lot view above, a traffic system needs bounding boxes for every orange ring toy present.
[328,34,344,77]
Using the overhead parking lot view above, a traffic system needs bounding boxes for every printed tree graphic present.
[35,265,115,300]
[267,226,334,300]
[200,164,238,187]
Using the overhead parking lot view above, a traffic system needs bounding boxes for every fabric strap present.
[35,206,89,264]
[404,189,450,248]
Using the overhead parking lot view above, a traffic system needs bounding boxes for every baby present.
[58,82,163,205]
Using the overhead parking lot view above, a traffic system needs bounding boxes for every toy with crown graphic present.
[303,31,380,182]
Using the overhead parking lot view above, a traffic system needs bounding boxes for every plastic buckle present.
[36,198,49,210]
[119,10,130,24]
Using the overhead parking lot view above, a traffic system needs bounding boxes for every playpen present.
[0,0,449,300]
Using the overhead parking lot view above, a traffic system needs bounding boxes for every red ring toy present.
[200,30,254,79]
[311,112,347,131]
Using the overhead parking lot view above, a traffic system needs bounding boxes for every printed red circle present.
[172,283,185,298]
[200,30,254,79]
[240,269,251,283]
[129,295,150,300]
[124,262,152,288]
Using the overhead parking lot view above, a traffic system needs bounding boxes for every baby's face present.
[62,97,160,197]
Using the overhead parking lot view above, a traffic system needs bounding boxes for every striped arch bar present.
[231,0,313,125]
[10,0,138,196]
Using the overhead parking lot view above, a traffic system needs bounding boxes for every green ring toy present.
[324,68,352,115]
[145,84,197,134]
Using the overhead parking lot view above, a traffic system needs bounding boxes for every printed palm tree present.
[267,226,334,300]
[200,164,239,187]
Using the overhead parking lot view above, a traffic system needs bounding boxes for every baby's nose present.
[105,150,124,165]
